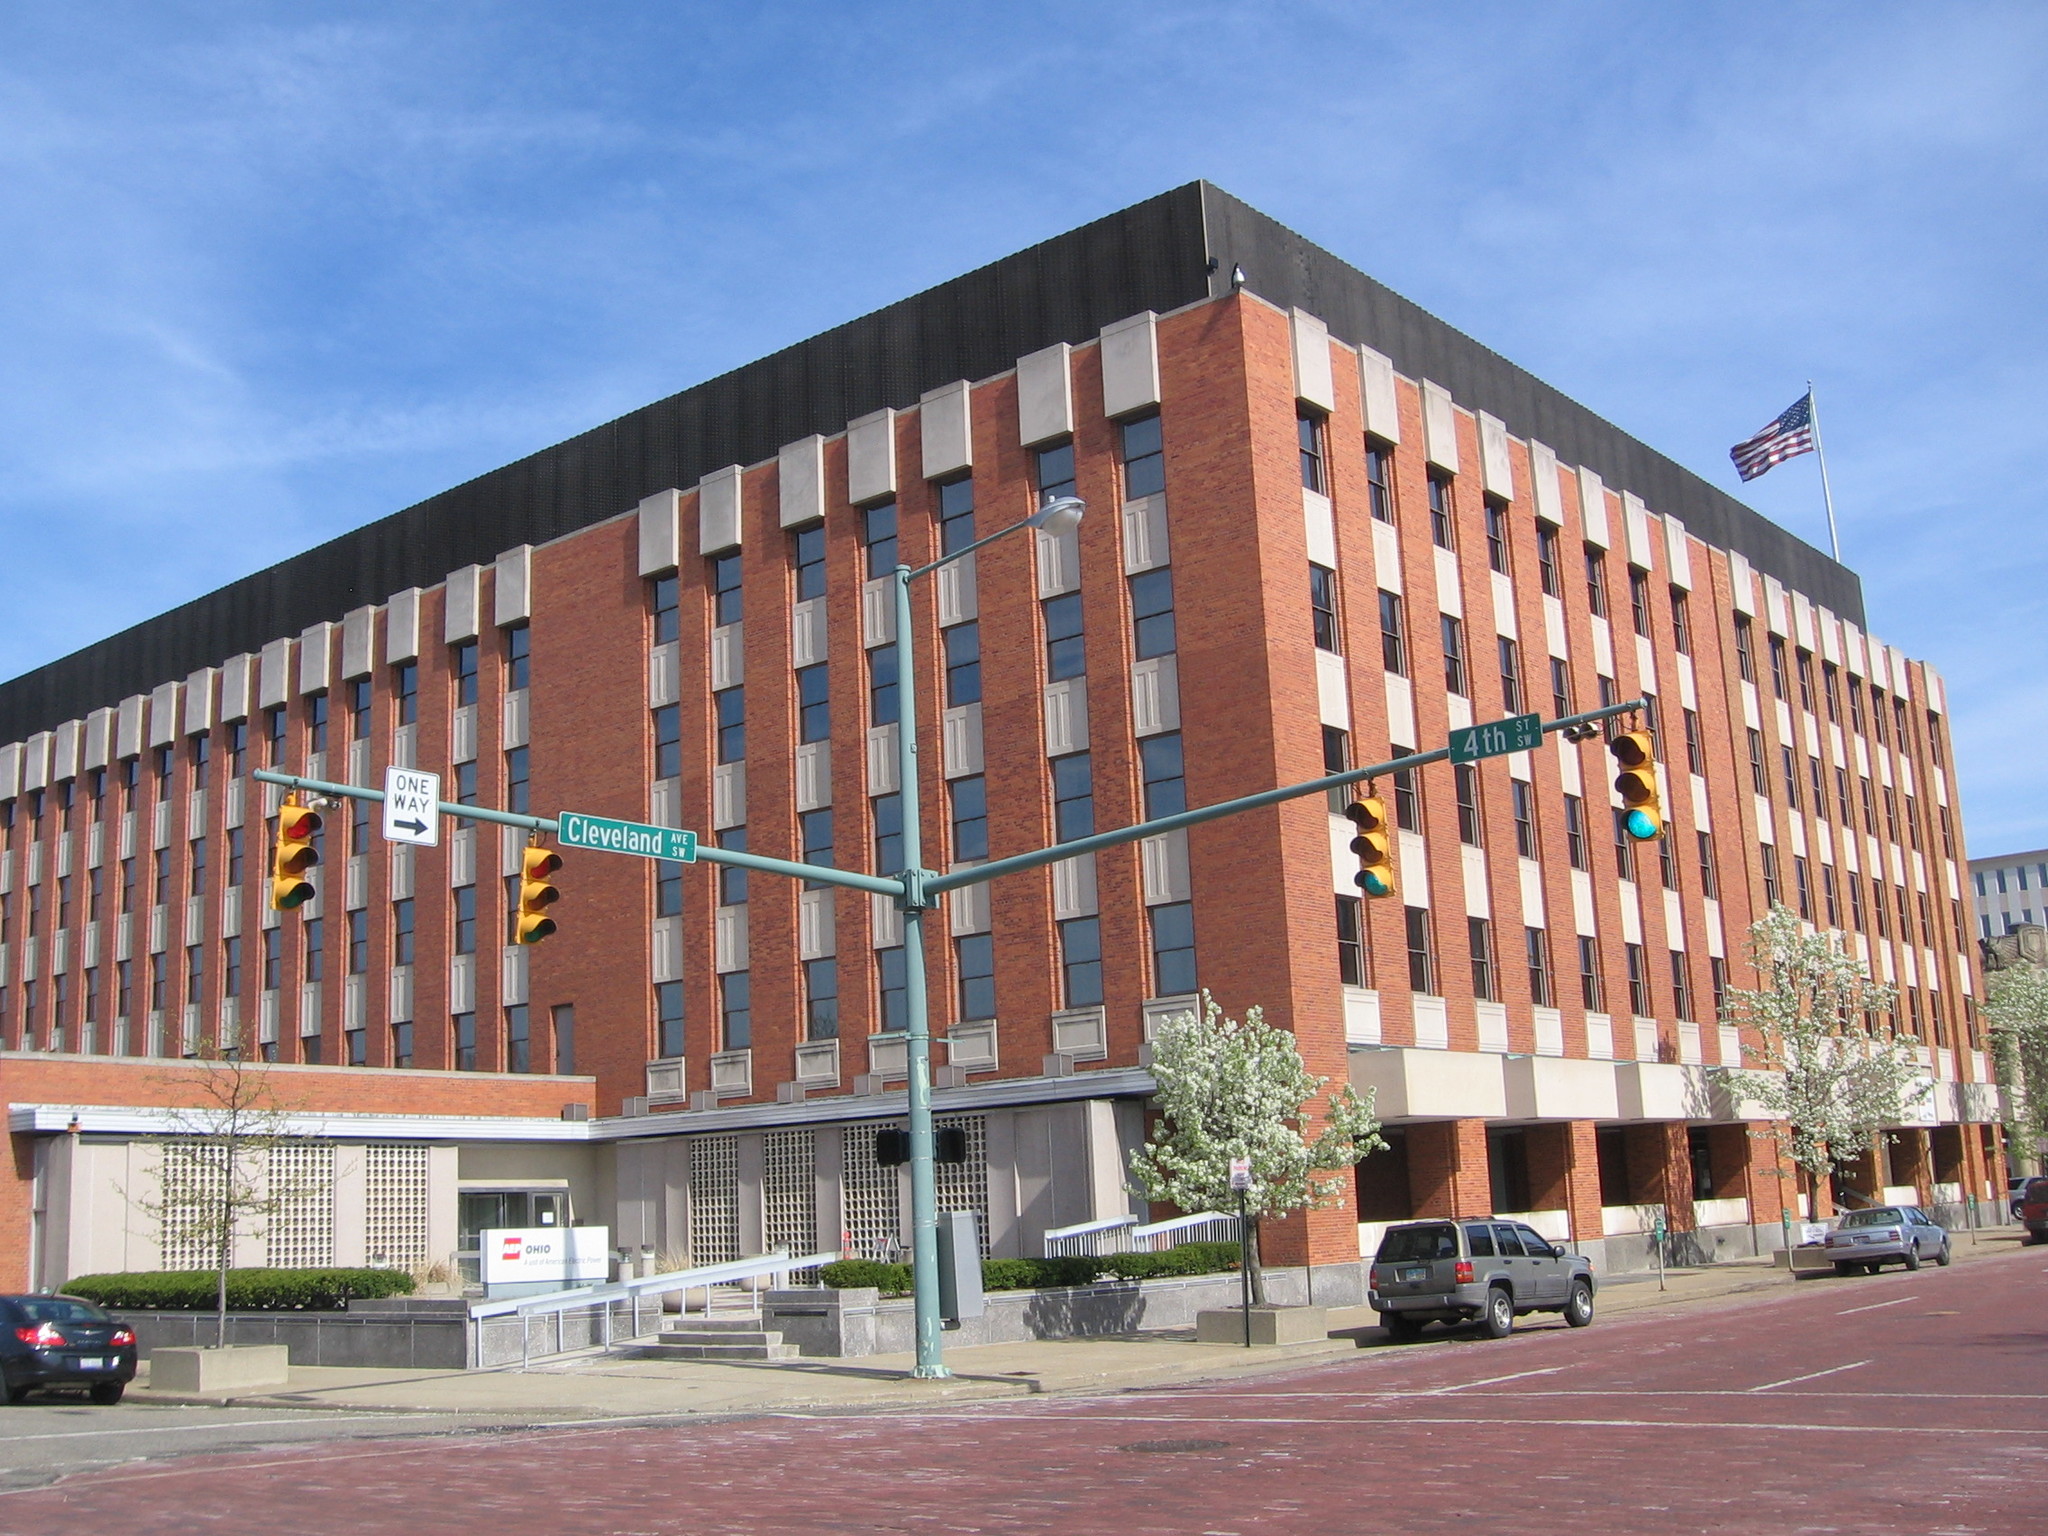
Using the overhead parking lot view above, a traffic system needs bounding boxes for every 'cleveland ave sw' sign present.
[556,811,699,863]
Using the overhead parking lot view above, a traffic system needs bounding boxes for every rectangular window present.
[653,704,680,781]
[1468,917,1496,1001]
[1298,410,1326,494]
[863,501,898,578]
[1683,710,1705,775]
[504,625,530,692]
[1535,522,1561,597]
[1454,763,1482,846]
[1564,795,1588,870]
[1628,569,1651,636]
[876,946,907,1032]
[1427,472,1455,548]
[1795,649,1815,712]
[1657,828,1676,889]
[1511,778,1537,859]
[1822,864,1841,928]
[1405,906,1436,994]
[950,776,987,862]
[306,694,329,754]
[721,972,751,1050]
[867,646,898,726]
[454,761,478,806]
[1052,753,1094,841]
[1579,936,1605,1011]
[1671,952,1695,1022]
[1323,725,1351,813]
[870,799,900,878]
[1550,657,1573,719]
[1378,590,1406,675]
[450,642,479,708]
[1847,676,1866,733]
[1697,832,1719,899]
[1781,745,1801,808]
[799,808,834,880]
[1484,499,1510,574]
[1848,873,1866,932]
[711,551,743,626]
[1709,957,1728,1020]
[346,679,371,740]
[657,981,685,1059]
[1733,615,1757,683]
[1794,856,1813,921]
[1121,413,1165,499]
[453,887,476,956]
[792,523,826,602]
[1393,757,1421,832]
[1140,733,1186,819]
[1822,662,1841,723]
[1809,757,1827,819]
[1151,900,1197,996]
[1670,589,1691,654]
[796,663,831,742]
[505,745,529,815]
[1748,729,1769,794]
[263,925,283,990]
[805,957,839,1041]
[651,575,680,645]
[1584,547,1608,617]
[505,1006,530,1073]
[1611,808,1636,881]
[1761,843,1782,907]
[303,918,324,985]
[1129,569,1176,660]
[955,935,994,1022]
[1440,614,1466,696]
[1060,916,1103,1007]
[1043,592,1086,679]
[936,477,975,555]
[714,687,745,763]
[1767,635,1788,700]
[348,910,369,975]
[1497,637,1523,713]
[1036,441,1076,504]
[1366,442,1395,524]
[1625,943,1648,1016]
[1526,928,1554,1008]
[452,1013,475,1072]
[655,857,684,918]
[1310,565,1340,653]
[184,944,202,1007]
[1336,897,1367,987]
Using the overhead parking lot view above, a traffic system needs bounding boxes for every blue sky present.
[2,2,2043,850]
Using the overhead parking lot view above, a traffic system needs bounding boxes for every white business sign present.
[382,766,442,847]
[479,1226,610,1287]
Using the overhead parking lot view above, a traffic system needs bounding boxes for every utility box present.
[935,1210,984,1324]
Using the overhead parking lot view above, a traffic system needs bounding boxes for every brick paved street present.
[5,1247,2044,1535]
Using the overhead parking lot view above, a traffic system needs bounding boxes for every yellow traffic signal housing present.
[1611,730,1664,840]
[1344,795,1399,899]
[270,797,322,911]
[515,846,563,945]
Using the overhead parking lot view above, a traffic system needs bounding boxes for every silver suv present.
[1369,1218,1597,1340]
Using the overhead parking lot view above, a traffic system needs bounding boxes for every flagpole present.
[1806,380,1842,563]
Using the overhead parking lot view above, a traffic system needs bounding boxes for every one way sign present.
[382,767,442,847]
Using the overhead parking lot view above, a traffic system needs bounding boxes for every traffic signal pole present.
[259,694,1650,1384]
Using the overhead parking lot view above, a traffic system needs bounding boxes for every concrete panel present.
[443,566,481,645]
[341,606,377,679]
[116,695,146,759]
[1350,1046,1507,1121]
[1289,310,1335,413]
[1528,440,1562,524]
[148,683,180,747]
[385,588,422,664]
[217,656,253,724]
[1357,345,1400,443]
[1017,342,1074,447]
[1099,312,1160,419]
[1577,467,1609,549]
[1503,1056,1622,1121]
[778,435,825,528]
[699,466,743,555]
[846,409,897,507]
[299,622,334,696]
[636,488,682,575]
[494,545,533,626]
[920,381,973,480]
[1615,1061,1714,1121]
[83,707,113,771]
[52,718,83,781]
[1421,381,1459,473]
[1478,412,1514,499]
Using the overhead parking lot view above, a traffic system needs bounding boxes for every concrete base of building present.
[1193,1305,1330,1346]
[147,1345,291,1393]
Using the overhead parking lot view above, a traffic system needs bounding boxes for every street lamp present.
[891,493,1085,1379]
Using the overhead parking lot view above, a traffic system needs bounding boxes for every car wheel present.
[1564,1280,1594,1328]
[3,1382,33,1406]
[1935,1240,1952,1267]
[1903,1243,1922,1271]
[87,1382,125,1406]
[1385,1313,1424,1341]
[1832,1261,1856,1276]
[1481,1287,1515,1340]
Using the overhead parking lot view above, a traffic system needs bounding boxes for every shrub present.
[61,1268,416,1312]
[1099,1242,1239,1281]
[817,1260,911,1295]
[818,1241,1239,1296]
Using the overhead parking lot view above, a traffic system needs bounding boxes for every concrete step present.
[635,1336,801,1362]
[656,1314,770,1333]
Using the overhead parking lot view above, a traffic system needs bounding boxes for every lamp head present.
[1029,496,1085,537]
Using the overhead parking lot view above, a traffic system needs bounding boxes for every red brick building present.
[0,185,1996,1291]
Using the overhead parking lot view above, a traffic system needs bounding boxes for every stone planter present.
[148,1345,292,1393]
[1194,1305,1330,1346]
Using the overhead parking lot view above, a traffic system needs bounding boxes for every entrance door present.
[456,1190,567,1279]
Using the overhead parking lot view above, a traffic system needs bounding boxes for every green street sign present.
[1448,712,1543,764]
[556,811,698,863]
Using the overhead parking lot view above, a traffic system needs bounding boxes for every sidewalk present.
[124,1226,2034,1422]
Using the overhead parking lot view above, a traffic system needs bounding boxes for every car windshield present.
[1839,1209,1903,1229]
[17,1298,110,1324]
[2026,1179,2048,1200]
[1377,1224,1458,1263]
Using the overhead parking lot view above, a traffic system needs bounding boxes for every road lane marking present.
[0,1413,434,1444]
[1426,1366,1567,1394]
[1748,1360,1871,1392]
[850,1411,2048,1438]
[1837,1296,1918,1315]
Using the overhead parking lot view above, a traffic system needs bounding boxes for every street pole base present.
[910,1364,953,1380]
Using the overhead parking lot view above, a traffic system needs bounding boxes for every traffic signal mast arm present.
[923,698,1647,898]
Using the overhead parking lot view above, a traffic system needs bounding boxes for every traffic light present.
[269,796,321,911]
[1611,730,1664,840]
[1344,794,1399,899]
[515,845,562,944]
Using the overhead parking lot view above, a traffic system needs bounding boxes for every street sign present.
[556,810,699,863]
[1448,712,1543,764]
[381,767,441,847]
[1228,1157,1252,1192]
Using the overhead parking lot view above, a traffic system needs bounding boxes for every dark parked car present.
[1368,1218,1597,1339]
[0,1295,138,1404]
[2018,1177,2048,1244]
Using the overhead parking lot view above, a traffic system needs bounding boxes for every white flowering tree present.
[1128,992,1383,1305]
[1985,964,2048,1169]
[1725,905,1926,1216]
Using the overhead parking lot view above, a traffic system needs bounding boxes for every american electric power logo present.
[501,1235,526,1264]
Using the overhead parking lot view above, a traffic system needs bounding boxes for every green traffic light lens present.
[1358,870,1393,897]
[1625,809,1661,841]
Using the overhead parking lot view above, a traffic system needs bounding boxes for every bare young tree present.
[136,1051,326,1348]
[1725,904,1926,1218]
[1128,992,1383,1305]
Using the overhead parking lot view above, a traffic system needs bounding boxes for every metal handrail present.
[1128,1212,1235,1250]
[1042,1215,1139,1255]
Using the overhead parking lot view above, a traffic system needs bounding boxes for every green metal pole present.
[894,562,947,1380]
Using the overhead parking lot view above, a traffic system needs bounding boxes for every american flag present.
[1729,392,1816,482]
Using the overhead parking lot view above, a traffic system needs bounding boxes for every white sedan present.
[1825,1206,1952,1275]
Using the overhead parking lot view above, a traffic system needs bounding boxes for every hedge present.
[817,1242,1239,1297]
[62,1268,417,1312]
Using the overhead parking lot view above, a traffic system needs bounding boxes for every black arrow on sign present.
[392,818,428,836]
